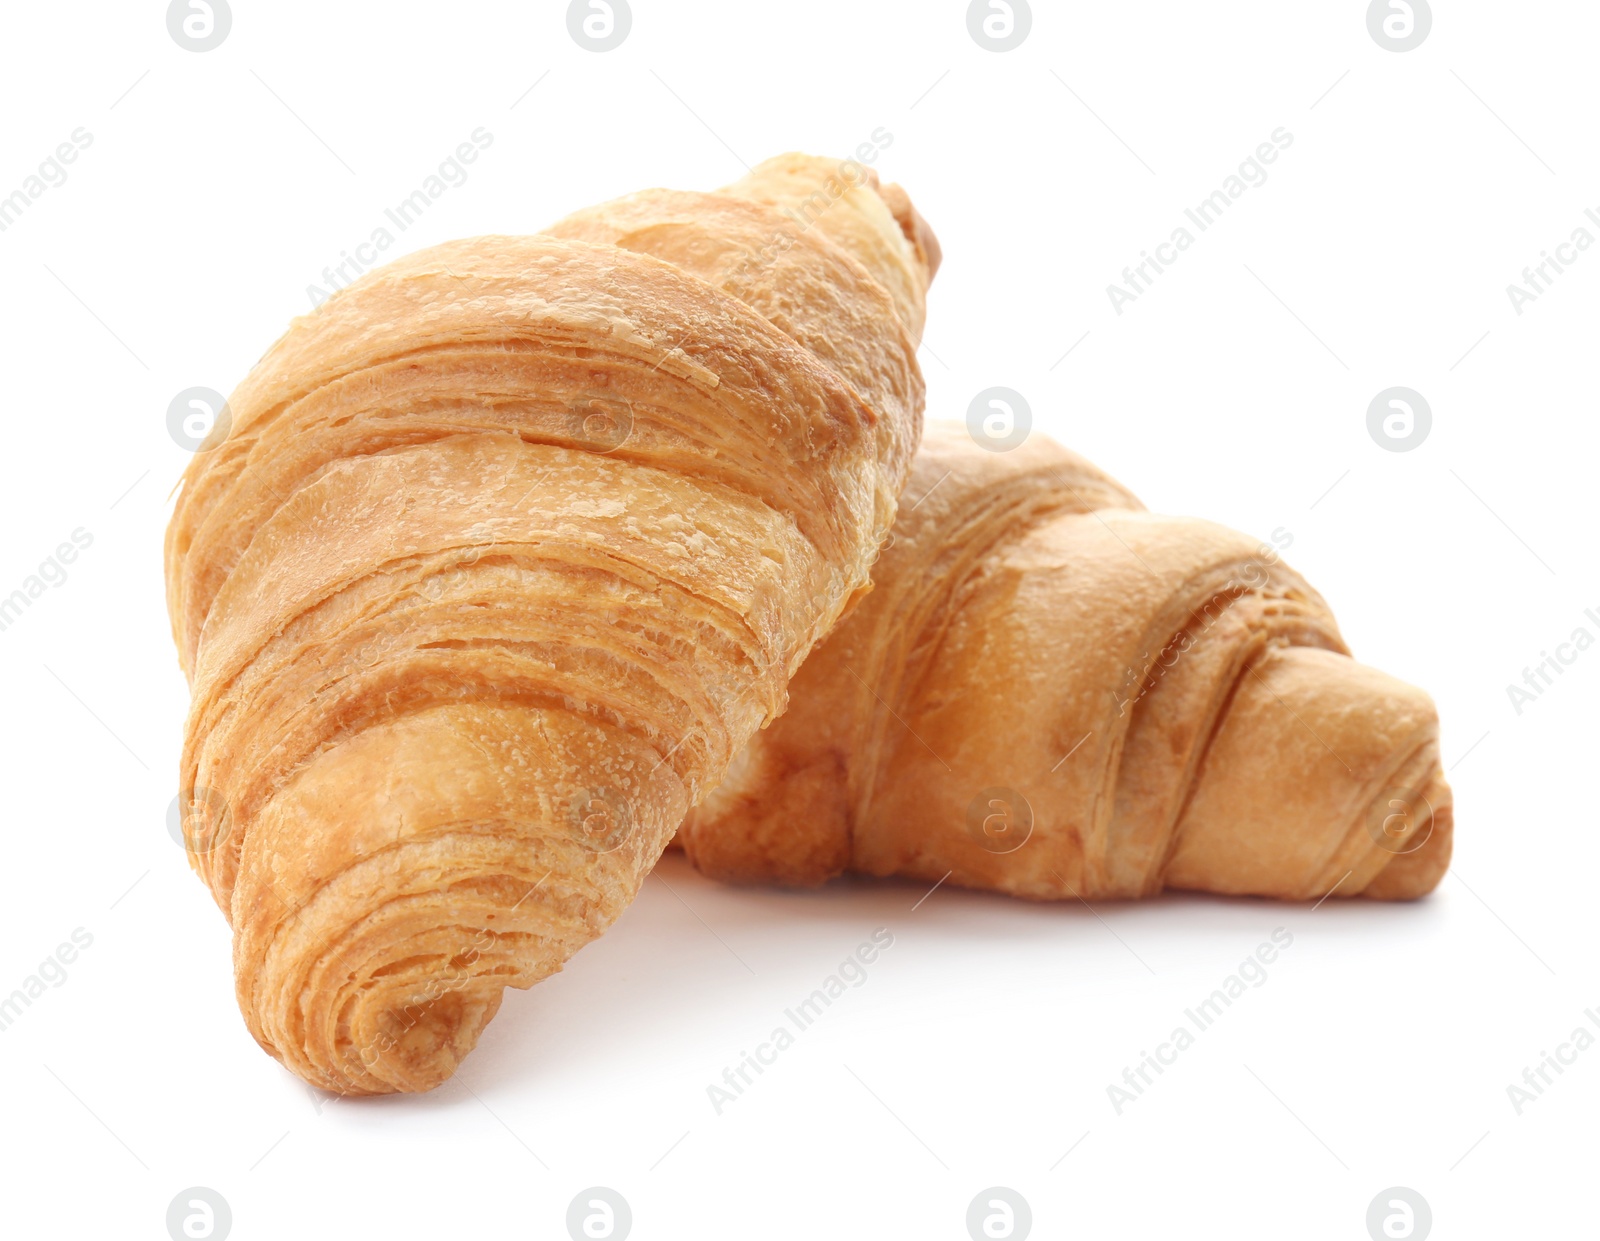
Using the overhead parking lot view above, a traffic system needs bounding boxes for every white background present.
[0,1,1594,1237]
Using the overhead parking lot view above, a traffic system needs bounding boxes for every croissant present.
[677,423,1453,902]
[164,154,938,1094]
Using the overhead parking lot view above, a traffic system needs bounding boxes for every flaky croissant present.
[164,154,937,1094]
[677,423,1452,902]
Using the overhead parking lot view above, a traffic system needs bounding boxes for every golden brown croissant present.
[677,423,1452,902]
[164,154,937,1094]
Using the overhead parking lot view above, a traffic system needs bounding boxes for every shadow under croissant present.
[324,850,1447,1104]
[302,688,1443,1100]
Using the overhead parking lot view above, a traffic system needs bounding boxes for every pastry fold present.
[165,155,936,1093]
[677,424,1452,902]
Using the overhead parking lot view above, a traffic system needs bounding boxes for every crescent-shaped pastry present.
[164,154,937,1093]
[678,423,1452,902]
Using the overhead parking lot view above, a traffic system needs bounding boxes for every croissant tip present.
[302,987,506,1097]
